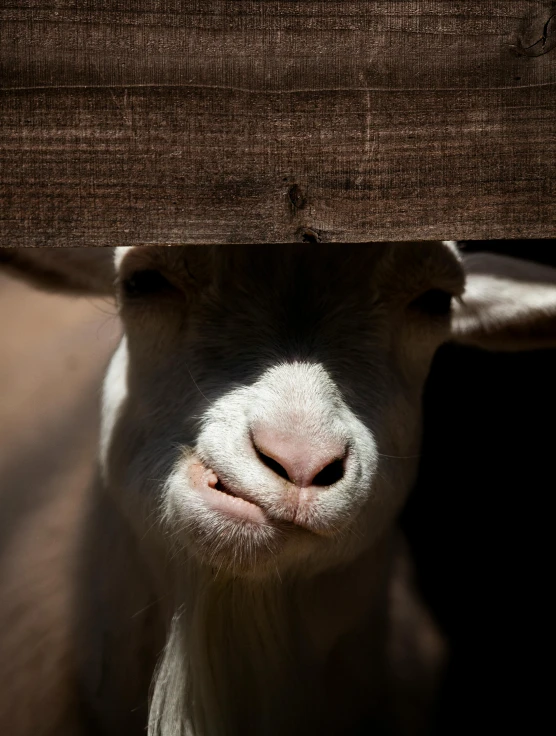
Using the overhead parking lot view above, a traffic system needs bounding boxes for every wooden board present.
[1,1,555,246]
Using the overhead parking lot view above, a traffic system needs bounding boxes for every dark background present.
[402,240,556,734]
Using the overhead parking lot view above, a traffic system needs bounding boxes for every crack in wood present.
[514,11,556,56]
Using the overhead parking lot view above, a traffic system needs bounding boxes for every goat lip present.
[203,485,268,524]
[194,467,269,525]
[290,518,335,538]
[276,489,338,537]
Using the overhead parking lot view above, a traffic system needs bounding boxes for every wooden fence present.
[1,1,555,246]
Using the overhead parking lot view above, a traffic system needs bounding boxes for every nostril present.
[251,427,348,488]
[255,447,291,482]
[312,457,345,487]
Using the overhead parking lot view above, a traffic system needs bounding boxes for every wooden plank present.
[0,1,555,245]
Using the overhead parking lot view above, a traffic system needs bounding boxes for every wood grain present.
[1,1,555,245]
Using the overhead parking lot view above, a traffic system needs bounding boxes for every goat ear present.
[0,247,116,296]
[451,253,556,351]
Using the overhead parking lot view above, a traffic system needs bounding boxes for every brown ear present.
[0,247,116,296]
[451,253,556,351]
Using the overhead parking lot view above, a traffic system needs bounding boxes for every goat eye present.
[122,270,173,298]
[409,289,453,316]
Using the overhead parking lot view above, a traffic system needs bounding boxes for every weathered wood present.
[1,1,555,245]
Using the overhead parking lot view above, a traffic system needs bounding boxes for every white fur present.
[99,337,128,481]
[98,243,465,735]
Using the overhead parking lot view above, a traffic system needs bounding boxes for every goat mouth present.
[196,466,269,525]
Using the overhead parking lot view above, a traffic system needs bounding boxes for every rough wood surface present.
[1,1,555,246]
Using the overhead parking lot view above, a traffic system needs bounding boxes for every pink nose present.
[251,425,347,488]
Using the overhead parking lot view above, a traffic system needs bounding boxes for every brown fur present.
[0,274,119,735]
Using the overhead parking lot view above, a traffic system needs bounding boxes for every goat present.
[1,242,555,736]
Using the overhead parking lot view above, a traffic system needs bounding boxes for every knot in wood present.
[288,184,306,210]
[514,10,556,56]
[299,227,321,244]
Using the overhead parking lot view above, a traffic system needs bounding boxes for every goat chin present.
[147,531,425,736]
[148,533,444,736]
[149,566,318,736]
